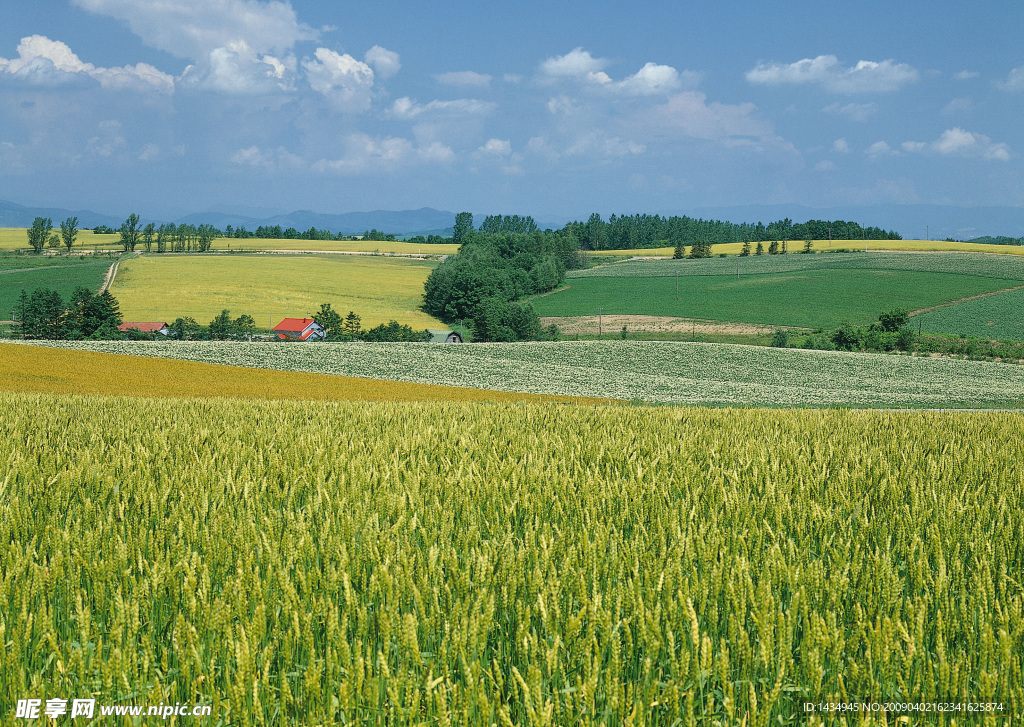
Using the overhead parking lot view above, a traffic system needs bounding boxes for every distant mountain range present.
[4,198,1024,240]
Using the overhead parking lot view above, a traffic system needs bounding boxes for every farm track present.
[908,283,1024,316]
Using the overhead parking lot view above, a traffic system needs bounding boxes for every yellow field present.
[0,343,607,403]
[585,239,1024,257]
[109,253,444,329]
[0,227,119,251]
[218,237,461,254]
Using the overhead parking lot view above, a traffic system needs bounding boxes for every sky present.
[1,0,1023,223]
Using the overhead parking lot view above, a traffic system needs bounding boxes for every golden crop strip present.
[1,395,1022,724]
[0,343,609,404]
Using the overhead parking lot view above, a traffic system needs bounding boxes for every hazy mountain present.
[0,199,123,229]
[173,207,458,236]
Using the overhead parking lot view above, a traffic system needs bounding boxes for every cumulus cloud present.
[540,48,611,84]
[230,145,304,169]
[389,96,496,119]
[999,67,1024,92]
[365,46,400,79]
[641,91,775,142]
[477,138,511,156]
[746,55,919,93]
[903,127,1010,161]
[71,0,316,60]
[833,138,851,153]
[303,48,375,111]
[954,70,979,81]
[179,40,297,93]
[942,97,973,115]
[823,101,877,122]
[865,141,898,159]
[539,48,690,97]
[434,71,492,88]
[0,35,173,93]
[312,133,454,174]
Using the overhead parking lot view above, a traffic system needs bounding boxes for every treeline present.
[422,213,579,341]
[564,214,901,250]
[224,224,394,241]
[13,287,123,339]
[966,236,1024,246]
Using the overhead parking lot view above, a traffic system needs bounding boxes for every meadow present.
[24,340,1024,408]
[0,254,112,320]
[108,254,445,329]
[914,287,1024,341]
[2,394,1022,723]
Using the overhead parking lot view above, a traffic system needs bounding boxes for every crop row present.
[18,340,1024,408]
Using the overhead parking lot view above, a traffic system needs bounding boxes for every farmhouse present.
[427,329,463,343]
[118,321,171,336]
[272,318,327,341]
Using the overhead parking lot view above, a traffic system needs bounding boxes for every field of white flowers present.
[20,339,1024,408]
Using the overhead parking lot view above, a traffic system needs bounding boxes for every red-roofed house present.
[272,318,326,341]
[118,321,171,336]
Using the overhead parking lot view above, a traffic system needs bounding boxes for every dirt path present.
[100,253,139,293]
[908,284,1024,316]
[540,314,808,337]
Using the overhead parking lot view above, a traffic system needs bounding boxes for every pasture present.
[0,254,112,319]
[108,253,445,329]
[28,339,1024,408]
[535,251,1024,331]
[2,394,1022,722]
[915,286,1024,341]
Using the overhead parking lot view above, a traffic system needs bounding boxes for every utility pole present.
[675,270,679,299]
[598,307,602,338]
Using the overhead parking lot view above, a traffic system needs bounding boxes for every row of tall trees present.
[563,213,901,250]
[14,287,122,339]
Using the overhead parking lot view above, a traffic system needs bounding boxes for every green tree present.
[755,242,764,255]
[27,217,53,254]
[739,240,751,257]
[342,311,363,338]
[877,309,909,332]
[208,309,234,339]
[60,217,79,253]
[802,238,813,254]
[119,213,142,252]
[142,222,156,252]
[452,212,474,245]
[768,240,779,255]
[312,303,344,339]
[169,316,203,340]
[672,239,685,259]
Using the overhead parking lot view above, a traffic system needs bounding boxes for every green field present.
[915,286,1024,340]
[3,393,1023,723]
[534,270,1018,330]
[584,239,1024,257]
[24,339,1024,408]
[108,253,445,329]
[0,254,112,319]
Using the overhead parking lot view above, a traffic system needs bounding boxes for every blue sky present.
[1,0,1022,222]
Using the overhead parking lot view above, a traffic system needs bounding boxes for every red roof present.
[118,322,169,333]
[273,317,317,333]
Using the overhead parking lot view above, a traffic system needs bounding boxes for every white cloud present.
[434,71,492,88]
[823,101,877,122]
[303,48,374,111]
[814,160,837,171]
[746,55,919,93]
[865,141,898,159]
[546,95,579,116]
[641,91,775,142]
[230,145,303,169]
[313,133,454,174]
[0,35,173,93]
[478,138,511,156]
[389,97,496,119]
[954,70,979,81]
[999,67,1024,92]
[540,48,611,84]
[364,46,400,79]
[71,0,316,60]
[832,138,851,153]
[564,132,645,158]
[941,97,973,115]
[86,120,126,158]
[903,127,1010,161]
[613,63,681,96]
[539,48,689,97]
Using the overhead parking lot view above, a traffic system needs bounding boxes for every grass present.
[914,286,1024,341]
[108,253,444,329]
[0,255,112,320]
[532,269,1020,330]
[0,342,605,403]
[25,339,1024,408]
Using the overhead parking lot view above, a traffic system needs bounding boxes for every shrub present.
[771,329,789,348]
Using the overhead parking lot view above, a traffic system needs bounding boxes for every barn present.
[118,322,171,337]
